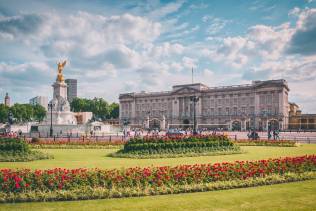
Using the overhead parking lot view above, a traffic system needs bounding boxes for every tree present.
[109,103,119,119]
[70,97,118,120]
[0,104,9,123]
[33,104,46,121]
[0,103,46,123]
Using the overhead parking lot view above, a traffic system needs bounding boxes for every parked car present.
[0,128,6,135]
[166,129,186,136]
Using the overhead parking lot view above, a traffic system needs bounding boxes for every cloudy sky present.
[0,0,316,112]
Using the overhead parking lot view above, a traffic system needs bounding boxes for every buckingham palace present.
[119,79,290,131]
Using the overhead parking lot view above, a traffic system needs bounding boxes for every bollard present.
[235,134,237,141]
[109,135,112,142]
[53,135,56,142]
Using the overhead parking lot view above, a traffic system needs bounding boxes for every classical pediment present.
[254,80,285,90]
[172,87,200,94]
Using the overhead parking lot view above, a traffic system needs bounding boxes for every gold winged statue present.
[56,60,66,82]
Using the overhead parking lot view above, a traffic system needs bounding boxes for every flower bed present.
[0,138,52,162]
[0,172,315,203]
[29,139,125,149]
[113,135,241,158]
[0,155,315,202]
[234,140,297,147]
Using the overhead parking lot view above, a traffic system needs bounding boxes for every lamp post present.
[190,96,199,135]
[122,118,129,137]
[7,111,13,134]
[48,102,54,137]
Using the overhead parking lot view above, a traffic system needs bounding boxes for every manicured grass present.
[0,144,315,170]
[0,179,315,211]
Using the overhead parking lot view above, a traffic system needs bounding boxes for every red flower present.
[15,183,20,189]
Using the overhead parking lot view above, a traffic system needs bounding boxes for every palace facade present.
[119,79,290,131]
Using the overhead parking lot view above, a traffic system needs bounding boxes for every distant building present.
[4,93,10,107]
[74,112,93,124]
[288,102,316,130]
[29,96,48,110]
[119,79,290,131]
[65,79,77,103]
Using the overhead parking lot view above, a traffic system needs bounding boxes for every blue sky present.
[0,0,316,112]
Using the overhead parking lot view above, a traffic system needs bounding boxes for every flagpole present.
[192,67,193,84]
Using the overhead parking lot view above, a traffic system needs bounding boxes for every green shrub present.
[0,138,53,162]
[114,135,240,158]
[0,138,30,152]
[0,151,53,162]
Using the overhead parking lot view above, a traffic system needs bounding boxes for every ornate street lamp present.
[7,111,13,134]
[190,96,199,135]
[123,118,130,126]
[48,102,55,137]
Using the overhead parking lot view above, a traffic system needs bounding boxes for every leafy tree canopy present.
[0,103,46,123]
[70,98,119,120]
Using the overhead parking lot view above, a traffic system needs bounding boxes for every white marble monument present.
[37,61,78,136]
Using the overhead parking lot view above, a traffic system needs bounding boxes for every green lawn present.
[0,144,315,170]
[0,179,315,211]
[0,145,315,210]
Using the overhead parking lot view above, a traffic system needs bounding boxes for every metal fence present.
[20,134,127,143]
[225,133,316,144]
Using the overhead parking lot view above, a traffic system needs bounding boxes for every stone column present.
[254,91,260,130]
[160,115,166,130]
[197,95,202,116]
[241,120,245,131]
[131,99,136,122]
[183,97,186,117]
[172,97,179,118]
[145,116,150,129]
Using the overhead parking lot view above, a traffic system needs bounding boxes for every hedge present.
[0,138,53,162]
[114,135,241,158]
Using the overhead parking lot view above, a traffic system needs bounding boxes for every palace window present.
[210,108,214,115]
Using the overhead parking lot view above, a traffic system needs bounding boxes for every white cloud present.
[203,17,295,67]
[148,42,185,58]
[287,8,316,55]
[85,63,117,79]
[165,25,200,39]
[0,12,162,56]
[148,0,185,19]
[189,3,208,10]
[203,16,231,35]
[288,7,301,17]
[182,56,197,69]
